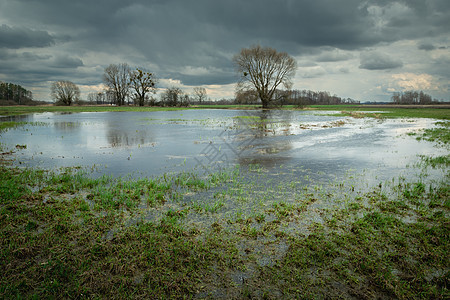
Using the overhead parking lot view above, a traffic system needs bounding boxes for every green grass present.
[407,121,450,147]
[0,121,28,132]
[2,104,449,120]
[309,105,450,120]
[0,166,243,298]
[418,122,450,144]
[0,105,191,116]
[1,160,448,298]
[0,104,260,116]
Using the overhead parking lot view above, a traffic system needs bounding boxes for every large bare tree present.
[129,68,156,106]
[233,45,297,108]
[50,80,80,106]
[103,63,130,106]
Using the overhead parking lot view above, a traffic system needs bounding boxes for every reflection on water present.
[53,122,81,132]
[104,116,155,148]
[0,110,446,181]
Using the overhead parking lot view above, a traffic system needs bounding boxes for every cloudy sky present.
[0,0,449,102]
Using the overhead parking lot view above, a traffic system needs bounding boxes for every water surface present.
[0,109,445,182]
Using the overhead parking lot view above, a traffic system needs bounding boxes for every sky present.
[0,0,449,102]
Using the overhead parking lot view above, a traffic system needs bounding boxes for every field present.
[0,105,449,299]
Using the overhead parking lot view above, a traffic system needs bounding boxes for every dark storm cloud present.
[50,55,84,69]
[359,51,403,70]
[0,0,449,99]
[0,24,54,48]
[2,1,448,56]
[315,49,354,62]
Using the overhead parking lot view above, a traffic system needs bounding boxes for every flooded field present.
[1,109,448,298]
[0,109,445,178]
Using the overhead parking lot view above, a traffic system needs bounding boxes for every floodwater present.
[0,109,446,183]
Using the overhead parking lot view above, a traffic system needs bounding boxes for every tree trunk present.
[260,94,270,108]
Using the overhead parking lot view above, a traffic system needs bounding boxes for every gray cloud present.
[359,51,403,70]
[315,49,354,62]
[418,43,436,51]
[50,55,84,69]
[0,24,54,48]
[0,0,448,100]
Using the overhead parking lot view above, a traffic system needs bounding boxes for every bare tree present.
[161,87,183,107]
[129,68,156,106]
[103,63,130,106]
[51,80,80,106]
[87,92,96,104]
[179,94,190,107]
[233,45,297,108]
[96,92,105,104]
[193,87,207,104]
[235,89,258,104]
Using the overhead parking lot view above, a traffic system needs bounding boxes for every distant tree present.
[272,89,292,106]
[193,87,207,104]
[391,92,401,104]
[161,87,185,107]
[235,89,258,104]
[419,91,432,104]
[233,45,297,108]
[391,90,435,105]
[50,80,80,106]
[87,92,96,104]
[96,92,105,104]
[179,94,190,107]
[129,68,156,106]
[103,63,130,106]
[0,81,33,104]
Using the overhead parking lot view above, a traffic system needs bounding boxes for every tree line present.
[55,63,207,107]
[391,90,439,105]
[235,89,360,106]
[0,81,34,105]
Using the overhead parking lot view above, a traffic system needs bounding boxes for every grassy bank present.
[314,106,450,120]
[0,105,191,116]
[1,104,449,119]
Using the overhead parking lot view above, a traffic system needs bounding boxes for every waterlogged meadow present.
[0,108,449,298]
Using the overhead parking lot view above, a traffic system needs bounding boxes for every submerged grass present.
[1,157,448,298]
[0,121,28,132]
[0,165,243,299]
[415,122,450,145]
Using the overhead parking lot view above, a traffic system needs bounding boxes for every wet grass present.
[0,105,258,117]
[1,104,449,120]
[0,105,191,116]
[0,121,29,132]
[0,166,243,299]
[310,105,450,120]
[1,155,448,298]
[411,122,450,145]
